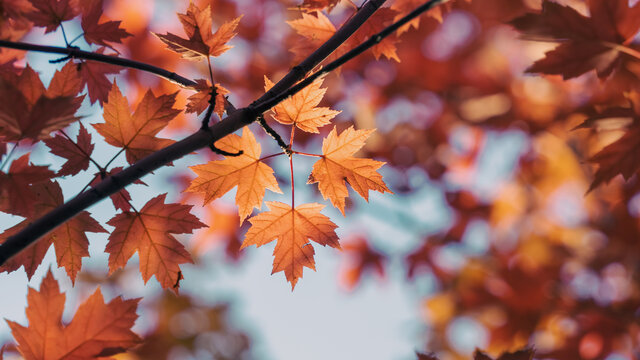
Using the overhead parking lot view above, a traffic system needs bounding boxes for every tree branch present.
[253,0,450,114]
[0,0,449,267]
[0,40,198,88]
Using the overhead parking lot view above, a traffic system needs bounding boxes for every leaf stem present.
[260,152,287,161]
[603,41,640,62]
[0,142,19,172]
[59,129,104,173]
[291,150,322,158]
[60,24,70,47]
[290,126,296,207]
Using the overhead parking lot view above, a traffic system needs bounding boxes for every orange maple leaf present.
[287,11,342,63]
[511,0,640,79]
[105,194,205,290]
[299,0,341,12]
[264,75,340,133]
[185,79,229,119]
[7,270,141,360]
[186,127,282,223]
[242,201,340,289]
[0,64,83,141]
[308,126,392,215]
[0,181,106,282]
[154,2,241,60]
[93,81,180,164]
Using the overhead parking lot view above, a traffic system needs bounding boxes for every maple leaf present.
[185,78,229,119]
[242,201,340,289]
[43,123,94,176]
[90,166,146,212]
[510,0,640,79]
[264,76,340,133]
[308,126,392,215]
[105,194,205,290]
[78,0,132,50]
[46,61,83,98]
[93,81,180,164]
[0,153,55,217]
[588,123,640,191]
[287,11,341,63]
[7,270,141,360]
[349,7,400,62]
[186,127,282,223]
[299,0,341,12]
[153,2,241,60]
[0,64,83,141]
[77,48,122,105]
[340,236,386,290]
[26,0,77,33]
[0,181,106,282]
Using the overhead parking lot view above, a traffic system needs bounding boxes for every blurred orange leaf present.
[7,270,141,360]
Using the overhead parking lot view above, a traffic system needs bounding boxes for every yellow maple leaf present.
[242,201,340,289]
[185,128,282,222]
[153,2,241,60]
[264,75,340,133]
[308,126,392,215]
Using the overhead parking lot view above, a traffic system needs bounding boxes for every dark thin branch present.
[253,0,450,114]
[253,0,388,106]
[258,116,291,156]
[0,0,453,267]
[0,107,255,266]
[0,40,197,88]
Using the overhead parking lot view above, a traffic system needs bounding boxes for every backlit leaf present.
[242,201,340,289]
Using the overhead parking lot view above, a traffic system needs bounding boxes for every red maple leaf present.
[26,0,77,33]
[0,153,55,217]
[105,194,205,290]
[0,181,106,281]
[78,0,132,51]
[0,64,83,141]
[76,48,122,105]
[511,0,640,79]
[43,123,95,176]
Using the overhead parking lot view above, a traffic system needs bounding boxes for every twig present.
[0,40,197,88]
[0,0,452,267]
[258,116,291,156]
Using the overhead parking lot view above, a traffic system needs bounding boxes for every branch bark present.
[0,0,446,267]
[0,40,198,88]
